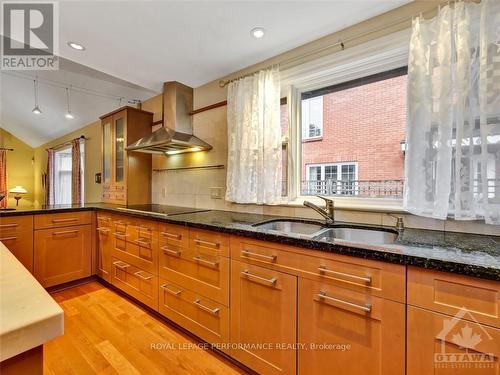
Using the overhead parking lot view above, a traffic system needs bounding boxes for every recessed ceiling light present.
[67,41,85,51]
[251,27,265,39]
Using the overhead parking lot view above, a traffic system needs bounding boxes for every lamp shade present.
[9,186,27,194]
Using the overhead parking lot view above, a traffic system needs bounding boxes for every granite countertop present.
[1,204,499,280]
[0,242,64,361]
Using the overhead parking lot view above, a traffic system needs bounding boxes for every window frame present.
[301,96,324,141]
[281,30,410,209]
[305,162,358,196]
[53,140,85,205]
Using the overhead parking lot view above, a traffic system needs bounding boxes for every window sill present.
[280,196,406,213]
[302,137,323,143]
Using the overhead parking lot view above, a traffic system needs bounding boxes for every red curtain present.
[0,150,7,208]
[71,139,82,205]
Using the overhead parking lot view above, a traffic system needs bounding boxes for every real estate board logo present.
[1,1,59,70]
[434,308,494,369]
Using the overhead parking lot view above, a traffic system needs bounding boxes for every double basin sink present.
[252,219,399,245]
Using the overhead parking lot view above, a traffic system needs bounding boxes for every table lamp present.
[9,186,27,206]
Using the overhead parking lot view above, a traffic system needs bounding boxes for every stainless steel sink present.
[314,226,398,244]
[252,219,326,237]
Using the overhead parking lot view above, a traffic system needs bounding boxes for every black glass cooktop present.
[117,204,209,216]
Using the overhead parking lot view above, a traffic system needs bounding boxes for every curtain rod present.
[0,147,14,151]
[46,135,88,151]
[218,0,461,88]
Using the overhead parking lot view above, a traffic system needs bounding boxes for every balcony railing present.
[301,179,405,198]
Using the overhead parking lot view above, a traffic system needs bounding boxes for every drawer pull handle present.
[113,221,127,226]
[137,225,152,231]
[241,270,277,285]
[134,271,153,280]
[194,239,220,249]
[113,232,127,239]
[161,232,181,240]
[135,238,151,247]
[97,227,111,234]
[317,291,372,313]
[161,246,182,256]
[241,250,277,262]
[52,229,79,236]
[160,284,182,296]
[113,261,130,269]
[193,256,219,268]
[52,218,78,223]
[0,223,18,228]
[318,266,372,284]
[0,236,18,241]
[193,299,220,315]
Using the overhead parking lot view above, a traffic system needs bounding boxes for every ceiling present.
[1,0,411,147]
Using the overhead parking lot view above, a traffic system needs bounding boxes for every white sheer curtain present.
[405,0,500,225]
[226,67,282,204]
[54,147,72,205]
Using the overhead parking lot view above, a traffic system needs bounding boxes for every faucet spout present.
[303,196,335,225]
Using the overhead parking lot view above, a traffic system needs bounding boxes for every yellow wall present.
[33,121,102,205]
[0,128,35,207]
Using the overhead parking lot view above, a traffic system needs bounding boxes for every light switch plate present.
[210,187,222,199]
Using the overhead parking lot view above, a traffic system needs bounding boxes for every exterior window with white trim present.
[301,96,323,140]
[305,163,357,195]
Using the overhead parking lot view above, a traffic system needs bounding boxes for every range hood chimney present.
[126,81,212,155]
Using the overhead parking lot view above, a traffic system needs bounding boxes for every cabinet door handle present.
[52,218,78,223]
[241,270,277,285]
[160,284,182,296]
[241,250,277,262]
[0,223,18,228]
[0,236,18,241]
[52,229,79,236]
[161,246,182,256]
[317,291,372,313]
[134,271,153,280]
[318,266,372,284]
[193,256,219,268]
[135,238,151,247]
[113,261,130,269]
[161,232,181,240]
[194,239,220,249]
[193,299,220,315]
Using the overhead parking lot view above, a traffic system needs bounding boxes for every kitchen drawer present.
[408,267,500,328]
[112,232,158,274]
[1,230,33,272]
[158,278,229,346]
[298,278,405,375]
[231,236,405,303]
[159,247,229,306]
[111,258,158,310]
[34,211,92,229]
[159,223,189,252]
[0,215,33,234]
[190,229,230,258]
[125,218,158,244]
[96,212,114,228]
[34,225,92,287]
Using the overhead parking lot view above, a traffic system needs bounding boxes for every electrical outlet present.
[210,187,222,199]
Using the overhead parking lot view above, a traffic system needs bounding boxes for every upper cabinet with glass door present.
[99,106,153,205]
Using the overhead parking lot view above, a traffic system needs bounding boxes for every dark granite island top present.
[1,204,499,281]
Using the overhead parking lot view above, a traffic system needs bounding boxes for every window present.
[299,67,407,198]
[304,163,357,195]
[301,96,323,140]
[54,142,84,205]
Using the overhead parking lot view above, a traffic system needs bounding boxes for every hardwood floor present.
[45,281,248,375]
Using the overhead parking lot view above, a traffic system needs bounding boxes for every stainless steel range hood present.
[126,81,212,155]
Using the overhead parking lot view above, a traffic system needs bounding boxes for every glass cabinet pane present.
[114,117,125,183]
[102,120,112,183]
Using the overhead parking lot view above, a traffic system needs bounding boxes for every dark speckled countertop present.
[1,204,499,280]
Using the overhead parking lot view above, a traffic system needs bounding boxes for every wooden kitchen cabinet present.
[407,306,500,375]
[0,215,33,272]
[298,278,405,375]
[230,259,297,375]
[100,106,153,205]
[34,225,92,287]
[96,213,113,282]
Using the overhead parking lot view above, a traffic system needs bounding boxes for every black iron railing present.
[301,179,405,198]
